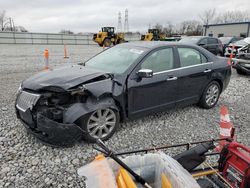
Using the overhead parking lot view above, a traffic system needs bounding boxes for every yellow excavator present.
[93,27,126,47]
[141,29,166,41]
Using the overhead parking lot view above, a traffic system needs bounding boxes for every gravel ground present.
[0,44,249,188]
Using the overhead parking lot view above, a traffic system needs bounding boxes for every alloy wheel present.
[87,109,116,139]
[205,84,220,107]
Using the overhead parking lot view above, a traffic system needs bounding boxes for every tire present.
[103,38,112,47]
[236,68,246,75]
[198,81,221,109]
[76,108,119,142]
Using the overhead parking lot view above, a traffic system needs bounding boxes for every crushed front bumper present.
[16,108,83,147]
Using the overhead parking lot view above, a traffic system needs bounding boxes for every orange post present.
[44,49,49,70]
[215,106,235,152]
[227,44,235,66]
[64,45,69,58]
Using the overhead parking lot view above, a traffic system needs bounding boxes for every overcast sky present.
[1,0,249,33]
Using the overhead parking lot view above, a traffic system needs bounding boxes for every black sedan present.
[15,42,231,146]
[179,36,223,56]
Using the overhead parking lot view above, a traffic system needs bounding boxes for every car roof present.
[119,41,198,49]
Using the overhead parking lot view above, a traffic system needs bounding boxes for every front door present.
[127,47,178,117]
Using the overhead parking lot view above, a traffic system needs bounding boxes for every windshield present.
[235,39,247,46]
[219,37,232,44]
[179,37,201,44]
[84,46,144,74]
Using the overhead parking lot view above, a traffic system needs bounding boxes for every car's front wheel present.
[77,108,119,142]
[199,81,221,109]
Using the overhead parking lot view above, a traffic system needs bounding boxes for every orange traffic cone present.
[215,106,235,152]
[227,44,235,65]
[44,49,49,71]
[64,45,69,58]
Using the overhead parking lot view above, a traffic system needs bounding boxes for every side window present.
[199,38,208,45]
[178,48,207,67]
[208,38,218,44]
[141,48,174,73]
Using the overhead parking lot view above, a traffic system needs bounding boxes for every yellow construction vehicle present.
[141,29,166,41]
[93,27,125,47]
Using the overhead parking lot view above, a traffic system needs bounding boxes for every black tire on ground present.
[103,38,112,47]
[198,81,221,109]
[75,108,119,142]
[236,68,246,75]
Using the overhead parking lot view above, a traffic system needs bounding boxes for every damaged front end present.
[15,73,116,147]
[233,43,250,75]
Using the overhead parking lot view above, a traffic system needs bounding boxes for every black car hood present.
[22,65,110,91]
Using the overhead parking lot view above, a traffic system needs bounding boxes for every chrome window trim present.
[153,62,213,75]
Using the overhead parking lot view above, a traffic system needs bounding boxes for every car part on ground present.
[15,42,231,146]
[93,27,126,47]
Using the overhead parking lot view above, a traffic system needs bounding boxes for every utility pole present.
[9,18,12,31]
[117,11,122,32]
[124,9,129,33]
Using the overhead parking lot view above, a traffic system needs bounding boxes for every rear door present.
[176,47,212,106]
[207,38,218,54]
[127,47,179,117]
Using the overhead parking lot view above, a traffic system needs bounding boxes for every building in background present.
[203,22,250,38]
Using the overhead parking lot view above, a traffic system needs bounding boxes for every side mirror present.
[198,42,206,46]
[137,69,153,78]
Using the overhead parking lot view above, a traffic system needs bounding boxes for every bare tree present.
[214,10,250,24]
[199,8,216,25]
[0,10,6,31]
[154,23,164,33]
[178,20,202,36]
[163,22,174,37]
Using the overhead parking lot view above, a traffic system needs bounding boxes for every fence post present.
[13,32,16,44]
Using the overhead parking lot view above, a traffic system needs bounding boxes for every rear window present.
[219,37,232,44]
[208,38,218,44]
[179,37,201,44]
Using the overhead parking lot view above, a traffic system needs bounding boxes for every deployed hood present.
[22,65,111,91]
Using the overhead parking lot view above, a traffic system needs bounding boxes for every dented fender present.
[64,97,118,123]
[84,79,113,98]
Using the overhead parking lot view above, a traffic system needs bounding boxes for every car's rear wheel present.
[236,68,246,75]
[77,108,119,142]
[199,81,221,109]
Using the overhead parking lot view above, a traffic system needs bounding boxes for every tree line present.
[0,10,28,32]
[150,9,250,37]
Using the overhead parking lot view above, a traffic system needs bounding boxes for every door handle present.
[166,76,178,81]
[203,69,212,73]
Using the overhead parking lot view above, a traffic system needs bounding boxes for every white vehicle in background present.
[224,38,248,57]
[232,37,250,75]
